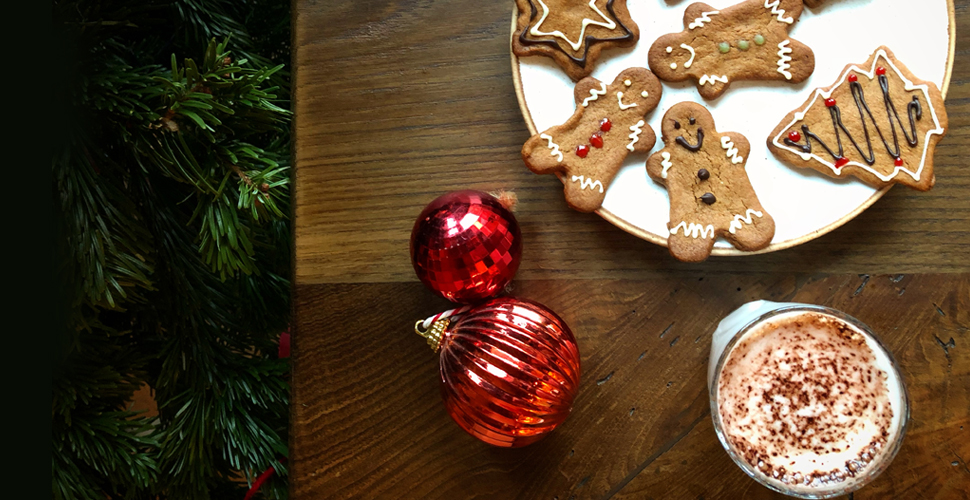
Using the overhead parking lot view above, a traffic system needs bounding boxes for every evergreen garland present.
[54,1,291,498]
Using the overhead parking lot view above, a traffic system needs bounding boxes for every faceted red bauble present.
[410,191,522,303]
[438,297,581,447]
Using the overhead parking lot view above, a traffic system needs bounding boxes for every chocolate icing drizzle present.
[676,128,704,152]
[518,0,635,68]
[784,74,923,165]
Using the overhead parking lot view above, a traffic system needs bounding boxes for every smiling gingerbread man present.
[646,102,775,262]
[649,0,815,100]
[523,67,662,212]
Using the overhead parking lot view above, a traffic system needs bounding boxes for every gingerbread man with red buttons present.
[522,67,662,212]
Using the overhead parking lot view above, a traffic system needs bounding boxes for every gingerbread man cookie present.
[646,102,775,262]
[768,46,948,192]
[513,0,639,81]
[522,67,662,212]
[648,0,815,100]
[803,0,826,8]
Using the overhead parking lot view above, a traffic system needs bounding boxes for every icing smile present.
[616,91,638,110]
[676,128,704,152]
[665,44,695,70]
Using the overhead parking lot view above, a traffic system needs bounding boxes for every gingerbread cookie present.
[522,67,661,212]
[513,0,639,81]
[646,102,775,262]
[768,46,948,192]
[803,0,826,8]
[648,0,815,100]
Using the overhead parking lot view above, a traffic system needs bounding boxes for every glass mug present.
[708,301,910,498]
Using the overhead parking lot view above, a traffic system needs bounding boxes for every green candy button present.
[718,42,730,54]
[754,34,766,46]
[738,40,750,51]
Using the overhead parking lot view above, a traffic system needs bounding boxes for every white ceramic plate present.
[512,0,954,255]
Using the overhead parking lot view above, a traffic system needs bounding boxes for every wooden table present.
[291,1,970,498]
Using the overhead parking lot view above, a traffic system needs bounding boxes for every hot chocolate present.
[713,309,906,496]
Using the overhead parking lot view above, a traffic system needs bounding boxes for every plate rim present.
[509,0,956,256]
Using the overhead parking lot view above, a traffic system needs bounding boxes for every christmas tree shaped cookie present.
[646,102,775,262]
[513,0,639,81]
[649,0,815,99]
[768,46,948,191]
[522,67,662,212]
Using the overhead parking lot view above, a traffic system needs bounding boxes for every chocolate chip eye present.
[674,120,681,130]
[689,117,696,125]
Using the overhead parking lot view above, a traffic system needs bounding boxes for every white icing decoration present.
[720,136,744,164]
[699,74,729,86]
[627,120,644,152]
[540,133,563,162]
[776,40,793,80]
[688,11,719,30]
[617,91,637,110]
[764,0,794,24]
[641,91,648,98]
[624,79,632,86]
[728,209,764,234]
[670,221,715,239]
[530,0,616,52]
[582,82,608,107]
[666,46,673,53]
[661,152,673,179]
[681,44,696,69]
[770,48,945,183]
[670,63,678,70]
[571,175,604,193]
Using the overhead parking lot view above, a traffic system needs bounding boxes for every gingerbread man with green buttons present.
[649,0,815,99]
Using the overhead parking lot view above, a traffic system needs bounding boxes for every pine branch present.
[54,1,292,497]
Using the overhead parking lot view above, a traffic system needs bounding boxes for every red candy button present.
[825,98,837,108]
[848,74,858,83]
[576,144,589,158]
[788,130,801,142]
[590,133,604,148]
[876,67,887,76]
[895,158,905,167]
[835,157,850,168]
[600,118,612,132]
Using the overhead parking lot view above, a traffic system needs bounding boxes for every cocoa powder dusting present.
[717,312,894,488]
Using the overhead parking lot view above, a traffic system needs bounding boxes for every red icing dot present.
[848,74,858,83]
[835,157,850,168]
[590,133,604,148]
[895,158,905,167]
[600,118,612,132]
[788,130,802,142]
[576,144,590,158]
[825,98,837,108]
[876,67,887,76]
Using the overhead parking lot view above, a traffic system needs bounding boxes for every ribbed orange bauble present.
[416,297,581,447]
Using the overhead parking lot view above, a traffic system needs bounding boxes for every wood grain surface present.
[292,275,969,499]
[292,0,970,498]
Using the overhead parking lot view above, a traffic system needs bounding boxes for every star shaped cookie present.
[513,0,639,81]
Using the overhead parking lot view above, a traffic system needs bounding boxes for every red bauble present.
[410,191,522,303]
[432,297,581,447]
